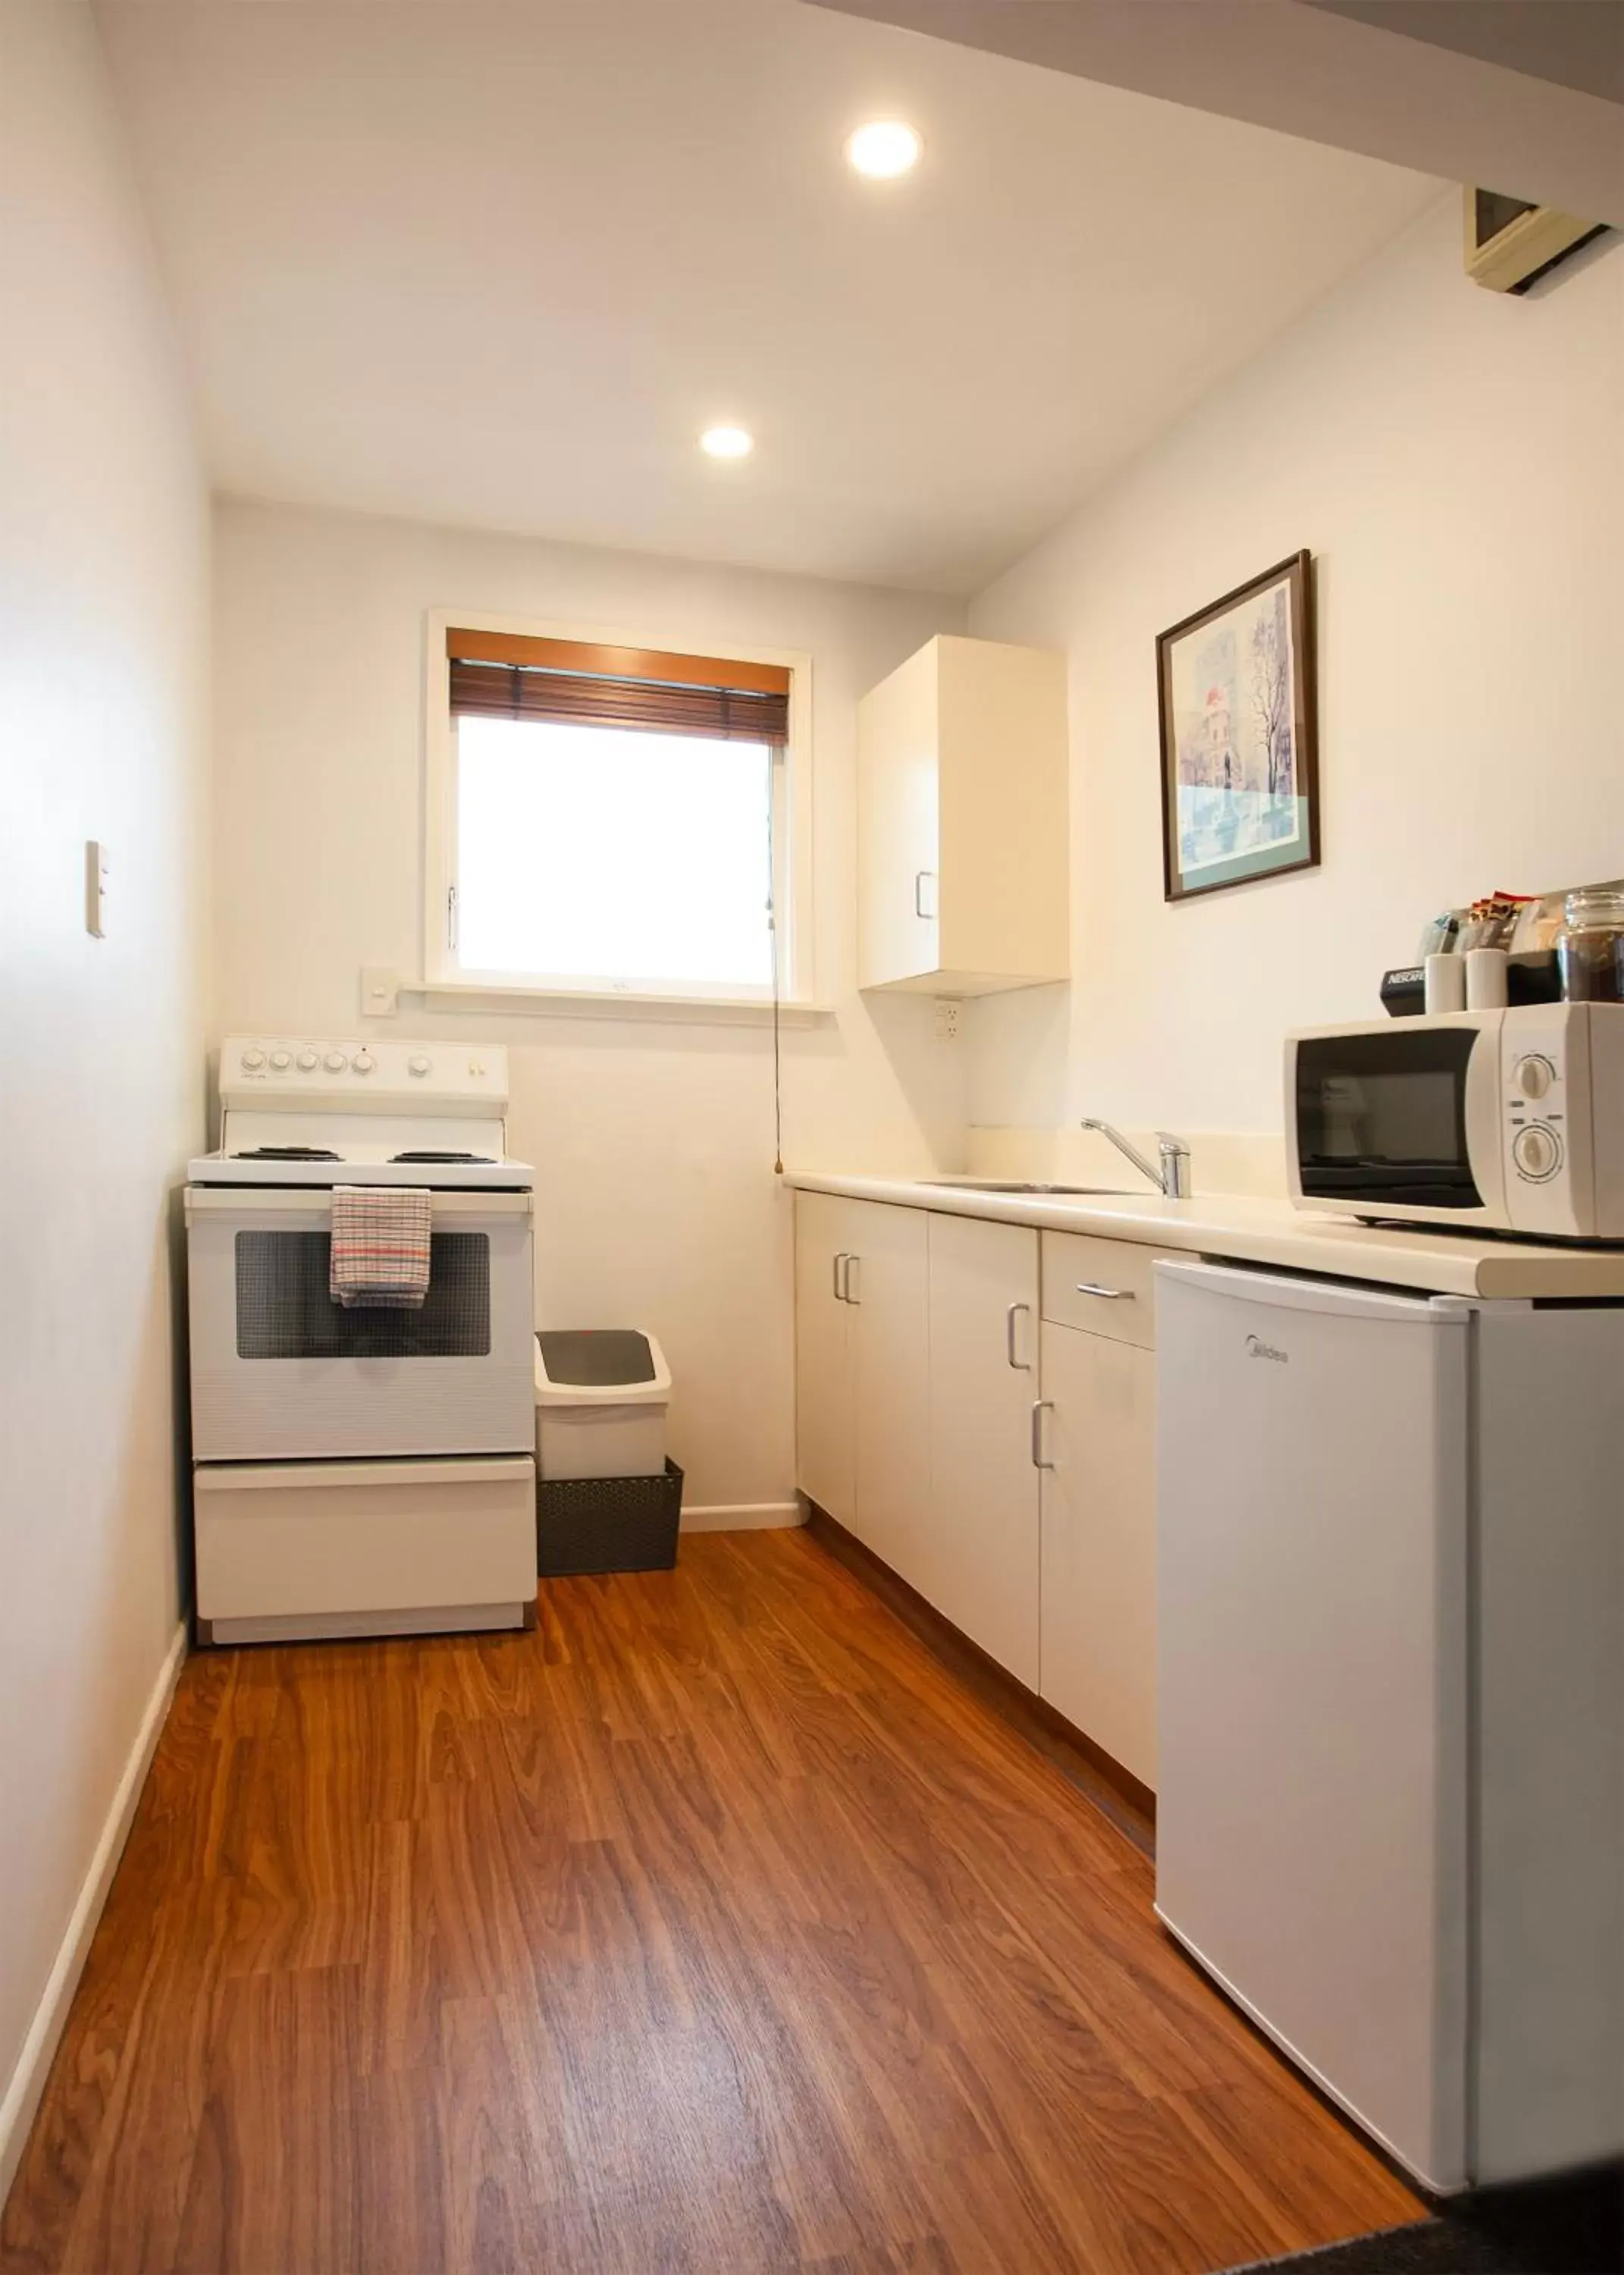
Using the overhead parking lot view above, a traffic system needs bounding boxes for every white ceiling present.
[97,0,1441,594]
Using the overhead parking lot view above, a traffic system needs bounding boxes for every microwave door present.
[1294,1028,1497,1218]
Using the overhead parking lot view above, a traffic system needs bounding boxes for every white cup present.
[1466,946,1510,1010]
[1425,952,1466,1012]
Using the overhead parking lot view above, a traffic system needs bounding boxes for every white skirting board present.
[0,1621,187,2204]
[679,1502,803,1534]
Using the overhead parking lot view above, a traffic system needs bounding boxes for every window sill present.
[411,978,832,1028]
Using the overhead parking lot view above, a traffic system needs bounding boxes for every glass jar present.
[1555,887,1624,1004]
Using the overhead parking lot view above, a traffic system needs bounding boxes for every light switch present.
[85,841,109,937]
[360,965,400,1017]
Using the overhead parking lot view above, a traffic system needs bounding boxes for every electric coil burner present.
[185,1039,538,1646]
[231,1146,341,1161]
[391,1151,497,1165]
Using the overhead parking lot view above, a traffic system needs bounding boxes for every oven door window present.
[234,1232,492,1357]
[1296,1031,1482,1208]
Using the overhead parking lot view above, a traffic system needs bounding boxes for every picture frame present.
[1156,549,1319,903]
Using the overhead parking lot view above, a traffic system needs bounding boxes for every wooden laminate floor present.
[2,1529,1422,2275]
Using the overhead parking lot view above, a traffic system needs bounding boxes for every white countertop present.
[783,1171,1624,1301]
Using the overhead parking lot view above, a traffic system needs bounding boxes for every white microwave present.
[1286,1004,1624,1241]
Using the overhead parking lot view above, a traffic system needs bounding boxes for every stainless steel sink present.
[923,1180,1132,1197]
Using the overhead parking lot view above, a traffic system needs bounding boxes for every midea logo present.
[1245,1333,1290,1364]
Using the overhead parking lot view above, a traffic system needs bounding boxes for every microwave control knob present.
[323,1050,348,1073]
[1514,1053,1554,1100]
[269,1050,292,1072]
[1513,1123,1563,1182]
[408,1054,431,1077]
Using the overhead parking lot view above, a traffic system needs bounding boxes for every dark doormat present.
[1221,2165,1622,2275]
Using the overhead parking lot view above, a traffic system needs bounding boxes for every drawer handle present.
[1005,1301,1032,1371]
[1075,1281,1132,1301]
[1030,1400,1055,1470]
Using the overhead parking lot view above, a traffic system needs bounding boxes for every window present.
[428,623,810,1005]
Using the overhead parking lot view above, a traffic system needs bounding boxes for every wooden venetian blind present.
[446,629,791,745]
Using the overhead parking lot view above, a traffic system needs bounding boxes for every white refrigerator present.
[1155,1260,1624,2195]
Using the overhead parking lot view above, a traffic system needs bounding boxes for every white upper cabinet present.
[857,634,1070,996]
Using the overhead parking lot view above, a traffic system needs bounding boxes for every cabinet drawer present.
[1040,1230,1179,1347]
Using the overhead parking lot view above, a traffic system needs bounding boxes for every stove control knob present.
[296,1048,319,1072]
[1513,1123,1563,1181]
[240,1047,266,1072]
[408,1054,432,1077]
[1514,1053,1554,1100]
[324,1050,348,1073]
[269,1050,292,1072]
[353,1050,375,1074]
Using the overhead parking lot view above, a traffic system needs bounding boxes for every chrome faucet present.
[1080,1118,1192,1200]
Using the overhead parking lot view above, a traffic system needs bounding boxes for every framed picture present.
[1156,549,1318,902]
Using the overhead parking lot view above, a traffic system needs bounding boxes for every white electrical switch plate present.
[85,841,109,937]
[361,965,400,1017]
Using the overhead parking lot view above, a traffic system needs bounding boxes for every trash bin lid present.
[535,1329,671,1403]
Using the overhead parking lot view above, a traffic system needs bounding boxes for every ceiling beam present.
[802,0,1624,224]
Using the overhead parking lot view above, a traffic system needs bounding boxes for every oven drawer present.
[186,1189,535,1460]
[194,1455,538,1640]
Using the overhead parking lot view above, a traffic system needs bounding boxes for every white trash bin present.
[534,1329,672,1480]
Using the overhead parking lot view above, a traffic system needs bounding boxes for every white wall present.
[212,500,964,1510]
[967,193,1623,1152]
[0,0,208,2191]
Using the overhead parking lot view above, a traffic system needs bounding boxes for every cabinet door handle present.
[844,1254,862,1306]
[1005,1301,1032,1370]
[832,1252,848,1302]
[1030,1400,1055,1470]
[914,869,936,920]
[1075,1281,1132,1301]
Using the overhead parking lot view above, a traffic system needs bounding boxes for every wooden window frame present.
[423,609,817,1011]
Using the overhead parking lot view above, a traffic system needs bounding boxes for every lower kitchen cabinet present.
[848,1201,931,1578]
[794,1188,1160,1798]
[793,1191,860,1527]
[922,1213,1041,1687]
[793,1189,930,1577]
[1038,1318,1158,1787]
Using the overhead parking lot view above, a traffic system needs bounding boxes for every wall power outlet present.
[934,998,961,1043]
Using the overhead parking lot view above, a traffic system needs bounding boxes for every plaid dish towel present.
[328,1185,432,1310]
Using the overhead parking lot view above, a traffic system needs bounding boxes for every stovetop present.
[188,1149,535,1191]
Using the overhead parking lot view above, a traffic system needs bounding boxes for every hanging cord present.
[767,749,784,1175]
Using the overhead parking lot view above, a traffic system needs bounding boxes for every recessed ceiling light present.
[845,119,922,180]
[700,425,754,460]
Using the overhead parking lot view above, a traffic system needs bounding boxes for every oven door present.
[186,1188,535,1460]
[1287,1016,1506,1226]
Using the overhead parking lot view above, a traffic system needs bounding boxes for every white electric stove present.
[185,1038,538,1646]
